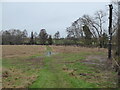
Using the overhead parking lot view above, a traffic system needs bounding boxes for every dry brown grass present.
[2,68,38,88]
[51,45,107,54]
[2,45,46,58]
[2,45,107,58]
[2,45,45,88]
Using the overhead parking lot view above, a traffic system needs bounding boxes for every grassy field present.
[2,45,117,88]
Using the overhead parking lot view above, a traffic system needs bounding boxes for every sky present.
[1,2,110,37]
[0,3,2,31]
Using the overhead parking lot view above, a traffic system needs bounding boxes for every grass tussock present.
[2,68,38,88]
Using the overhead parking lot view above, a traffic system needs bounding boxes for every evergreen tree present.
[30,31,34,45]
[39,29,48,45]
[83,25,92,45]
[48,35,53,45]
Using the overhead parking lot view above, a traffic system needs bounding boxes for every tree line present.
[0,26,108,48]
[0,5,118,48]
[0,29,61,45]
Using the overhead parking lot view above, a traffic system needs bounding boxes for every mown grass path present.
[30,46,72,88]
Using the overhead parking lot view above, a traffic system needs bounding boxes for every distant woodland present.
[0,2,118,48]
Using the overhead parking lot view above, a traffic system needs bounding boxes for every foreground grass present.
[2,54,43,88]
[30,49,117,88]
[2,46,117,88]
[30,54,98,88]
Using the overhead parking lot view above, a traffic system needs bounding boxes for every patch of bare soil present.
[81,55,107,67]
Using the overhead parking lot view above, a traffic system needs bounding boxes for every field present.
[2,45,117,88]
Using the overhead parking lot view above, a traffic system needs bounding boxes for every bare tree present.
[80,10,107,39]
[66,19,83,40]
[80,10,107,47]
[54,31,60,39]
[112,1,118,35]
[34,32,38,44]
[22,29,28,44]
[22,29,28,38]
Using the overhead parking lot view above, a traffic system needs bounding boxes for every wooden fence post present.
[108,4,113,59]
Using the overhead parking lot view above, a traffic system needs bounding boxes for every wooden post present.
[108,4,113,59]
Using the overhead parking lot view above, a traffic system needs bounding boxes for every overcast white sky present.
[1,2,110,37]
